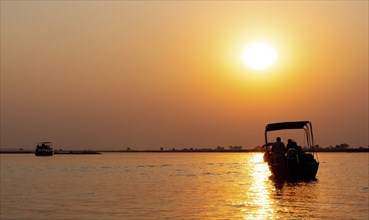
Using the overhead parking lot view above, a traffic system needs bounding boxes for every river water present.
[1,152,368,219]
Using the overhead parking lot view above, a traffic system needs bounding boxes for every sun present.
[241,41,277,70]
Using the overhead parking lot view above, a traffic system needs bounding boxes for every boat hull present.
[266,153,319,181]
[35,149,53,156]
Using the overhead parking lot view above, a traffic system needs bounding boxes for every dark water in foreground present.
[1,153,368,219]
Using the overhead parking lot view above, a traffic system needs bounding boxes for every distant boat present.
[263,121,319,181]
[35,142,54,156]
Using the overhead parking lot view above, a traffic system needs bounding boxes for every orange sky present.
[1,1,368,150]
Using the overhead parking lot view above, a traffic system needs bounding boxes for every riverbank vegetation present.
[1,144,367,154]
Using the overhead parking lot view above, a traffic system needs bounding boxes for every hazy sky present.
[1,1,368,150]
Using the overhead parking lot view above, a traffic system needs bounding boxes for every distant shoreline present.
[1,149,368,154]
[0,150,101,155]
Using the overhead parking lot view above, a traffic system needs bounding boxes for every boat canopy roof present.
[37,142,52,145]
[265,121,311,132]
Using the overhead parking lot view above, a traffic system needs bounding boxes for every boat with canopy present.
[263,121,319,181]
[35,142,54,156]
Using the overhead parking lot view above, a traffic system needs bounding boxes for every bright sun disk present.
[241,42,277,70]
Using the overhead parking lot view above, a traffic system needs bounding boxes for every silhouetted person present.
[272,137,286,155]
[286,139,299,151]
[286,139,300,173]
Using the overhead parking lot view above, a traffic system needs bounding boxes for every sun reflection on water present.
[243,153,275,219]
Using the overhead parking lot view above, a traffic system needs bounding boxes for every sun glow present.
[241,41,277,70]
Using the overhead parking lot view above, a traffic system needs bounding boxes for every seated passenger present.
[286,139,299,151]
[286,139,301,164]
[272,137,286,155]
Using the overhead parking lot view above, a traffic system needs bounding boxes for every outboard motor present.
[287,149,300,178]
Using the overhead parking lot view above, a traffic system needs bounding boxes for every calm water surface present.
[1,153,368,219]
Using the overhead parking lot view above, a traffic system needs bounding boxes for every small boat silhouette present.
[263,121,319,181]
[35,142,54,156]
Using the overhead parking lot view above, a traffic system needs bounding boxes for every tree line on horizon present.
[123,143,368,152]
[1,143,368,153]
